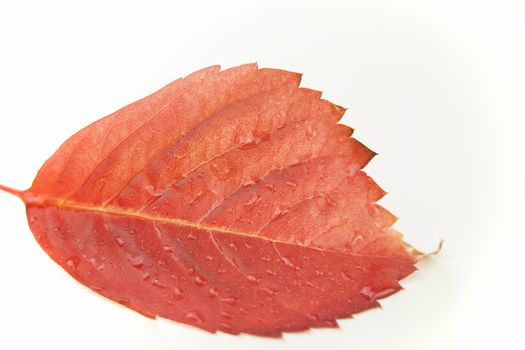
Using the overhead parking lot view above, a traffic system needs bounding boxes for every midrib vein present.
[55,199,255,237]
[29,194,311,249]
[24,193,417,259]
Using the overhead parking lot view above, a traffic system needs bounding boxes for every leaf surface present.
[1,64,421,336]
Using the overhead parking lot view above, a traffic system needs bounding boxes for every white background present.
[0,1,524,349]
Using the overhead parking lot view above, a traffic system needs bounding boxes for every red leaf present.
[0,64,421,336]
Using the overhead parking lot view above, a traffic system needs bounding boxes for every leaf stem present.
[0,184,24,200]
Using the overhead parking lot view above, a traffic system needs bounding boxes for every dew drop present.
[239,133,253,144]
[220,296,238,305]
[228,242,238,251]
[117,298,130,306]
[187,233,197,240]
[297,151,313,161]
[261,256,271,262]
[324,320,337,327]
[90,285,103,292]
[219,323,233,331]
[243,193,259,207]
[305,123,319,138]
[339,271,352,281]
[281,256,294,268]
[351,235,364,246]
[307,313,320,321]
[114,237,125,247]
[209,159,231,180]
[65,257,79,269]
[241,179,256,187]
[142,272,151,281]
[185,311,203,324]
[144,184,164,196]
[127,254,144,269]
[152,279,167,289]
[208,287,219,298]
[239,141,257,151]
[373,288,396,300]
[272,209,289,222]
[238,307,249,315]
[262,287,278,296]
[153,225,163,238]
[194,275,206,286]
[246,275,260,284]
[205,255,214,261]
[265,269,277,276]
[173,286,184,300]
[188,267,196,275]
[325,195,337,207]
[359,286,374,300]
[221,311,233,319]
[359,286,396,301]
[264,183,277,192]
[292,279,302,286]
[163,245,174,253]
[285,181,297,188]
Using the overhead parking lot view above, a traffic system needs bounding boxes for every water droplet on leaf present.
[185,311,203,323]
[208,287,219,298]
[220,296,238,305]
[220,322,233,331]
[127,254,144,269]
[243,193,259,207]
[173,286,184,300]
[114,236,125,247]
[221,311,233,319]
[194,275,206,286]
[65,257,79,269]
[246,275,260,284]
[152,279,167,288]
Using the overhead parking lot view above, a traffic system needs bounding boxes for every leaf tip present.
[430,239,444,255]
[333,103,348,113]
[413,239,444,262]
